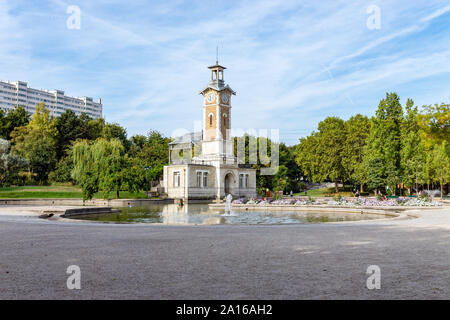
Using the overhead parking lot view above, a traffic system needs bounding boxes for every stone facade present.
[163,62,257,201]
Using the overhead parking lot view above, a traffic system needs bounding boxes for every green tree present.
[0,138,28,185]
[102,122,130,150]
[366,157,384,195]
[48,154,74,184]
[279,144,303,192]
[72,138,142,200]
[10,104,58,183]
[0,106,30,140]
[364,93,403,193]
[295,133,320,184]
[55,110,82,160]
[129,130,171,188]
[400,99,426,194]
[418,103,450,151]
[342,114,370,192]
[316,117,346,192]
[431,142,449,198]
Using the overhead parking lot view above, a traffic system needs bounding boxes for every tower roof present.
[208,63,227,70]
[200,62,235,95]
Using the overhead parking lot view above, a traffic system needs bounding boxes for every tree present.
[431,142,449,198]
[316,117,346,192]
[342,114,370,192]
[48,153,74,184]
[418,103,450,151]
[279,144,303,192]
[72,138,142,200]
[295,133,320,184]
[366,157,384,195]
[10,104,58,183]
[295,117,346,193]
[129,130,171,188]
[274,164,288,192]
[55,110,82,160]
[78,114,104,141]
[102,123,129,150]
[0,106,30,140]
[400,99,426,194]
[0,138,28,185]
[364,93,403,193]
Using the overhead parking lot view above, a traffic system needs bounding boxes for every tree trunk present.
[116,190,120,199]
[360,184,364,193]
[335,181,338,193]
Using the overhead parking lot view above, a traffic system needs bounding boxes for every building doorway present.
[224,173,233,195]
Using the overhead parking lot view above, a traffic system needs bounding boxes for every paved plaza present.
[0,207,449,299]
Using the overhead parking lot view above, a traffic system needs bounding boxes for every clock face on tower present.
[207,92,215,103]
[221,94,229,103]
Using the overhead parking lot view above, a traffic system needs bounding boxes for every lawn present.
[294,187,353,197]
[0,185,150,199]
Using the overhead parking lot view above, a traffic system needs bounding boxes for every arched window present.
[209,113,213,126]
[223,113,227,127]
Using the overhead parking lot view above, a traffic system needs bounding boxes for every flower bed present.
[230,196,442,207]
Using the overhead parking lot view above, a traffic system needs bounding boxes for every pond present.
[70,203,389,225]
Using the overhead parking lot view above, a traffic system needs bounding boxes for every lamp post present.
[144,166,151,199]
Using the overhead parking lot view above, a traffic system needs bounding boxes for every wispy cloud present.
[1,0,450,145]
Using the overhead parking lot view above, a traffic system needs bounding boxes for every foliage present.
[364,93,403,193]
[0,138,28,185]
[72,138,143,200]
[0,106,30,140]
[342,114,370,191]
[400,99,425,192]
[10,104,58,183]
[55,110,83,160]
[48,154,74,184]
[296,117,346,192]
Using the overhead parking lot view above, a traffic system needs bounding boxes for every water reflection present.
[70,203,387,225]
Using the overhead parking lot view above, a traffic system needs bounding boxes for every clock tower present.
[199,61,236,163]
[163,61,257,201]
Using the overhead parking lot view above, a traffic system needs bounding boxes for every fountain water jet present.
[222,194,237,217]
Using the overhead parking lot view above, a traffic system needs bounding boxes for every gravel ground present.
[0,206,449,300]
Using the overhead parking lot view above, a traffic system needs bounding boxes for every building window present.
[203,172,208,188]
[196,171,208,188]
[173,171,180,187]
[239,174,249,189]
[197,172,202,187]
[209,113,213,127]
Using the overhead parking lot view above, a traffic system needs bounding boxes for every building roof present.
[169,131,203,146]
[208,63,227,70]
[199,83,236,95]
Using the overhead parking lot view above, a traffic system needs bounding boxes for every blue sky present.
[1,0,450,145]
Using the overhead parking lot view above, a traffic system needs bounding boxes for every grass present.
[294,187,353,197]
[0,185,151,199]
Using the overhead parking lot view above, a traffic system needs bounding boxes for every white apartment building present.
[0,80,102,119]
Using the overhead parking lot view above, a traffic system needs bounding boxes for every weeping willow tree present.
[72,138,142,200]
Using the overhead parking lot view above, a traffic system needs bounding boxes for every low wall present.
[209,203,440,215]
[0,198,174,207]
[62,207,120,217]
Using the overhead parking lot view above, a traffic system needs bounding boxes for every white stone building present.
[0,80,102,119]
[163,63,257,201]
